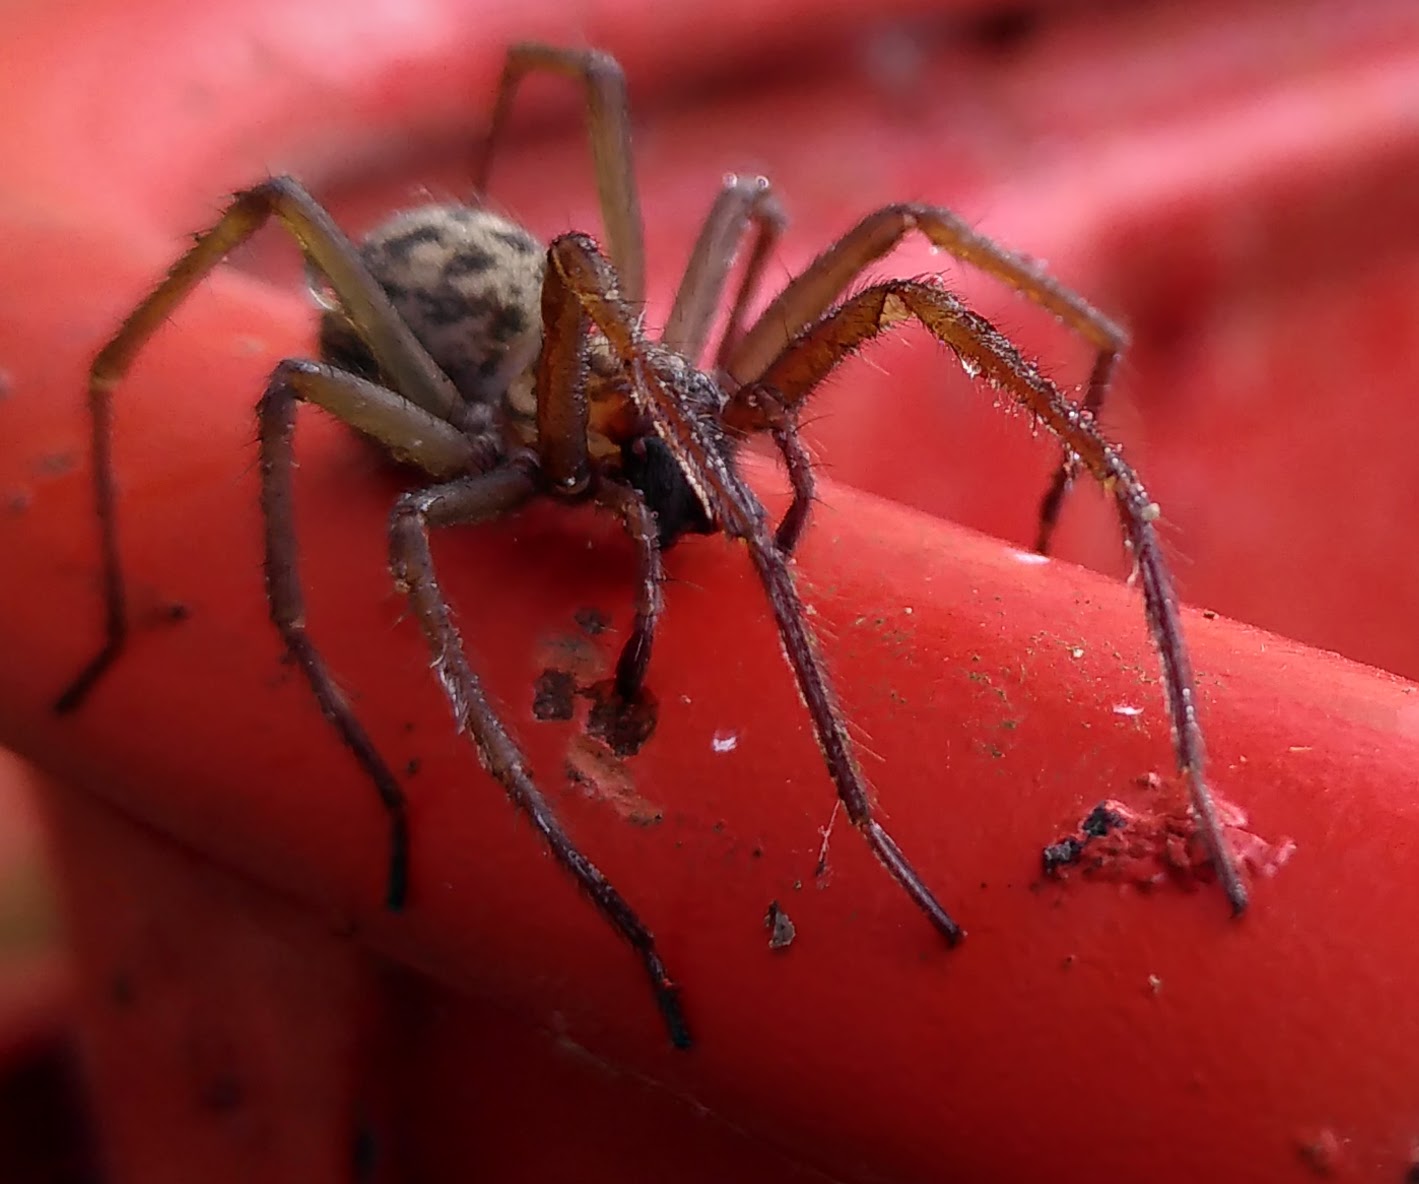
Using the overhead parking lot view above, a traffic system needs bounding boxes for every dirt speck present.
[574,606,610,636]
[765,901,796,950]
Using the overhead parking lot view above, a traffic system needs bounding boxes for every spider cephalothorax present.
[55,43,1247,1050]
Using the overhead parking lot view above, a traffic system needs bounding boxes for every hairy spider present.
[55,43,1246,1049]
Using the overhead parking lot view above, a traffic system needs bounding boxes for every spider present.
[55,43,1247,1049]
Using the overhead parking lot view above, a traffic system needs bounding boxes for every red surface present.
[2,0,1419,1181]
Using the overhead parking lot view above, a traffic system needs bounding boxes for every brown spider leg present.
[718,204,1128,555]
[734,388,816,555]
[387,462,691,1049]
[547,232,964,947]
[55,175,470,714]
[661,174,787,368]
[1031,360,1115,555]
[474,43,646,309]
[738,280,1248,915]
[595,481,664,702]
[256,360,476,909]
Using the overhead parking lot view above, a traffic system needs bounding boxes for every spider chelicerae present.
[55,43,1247,1049]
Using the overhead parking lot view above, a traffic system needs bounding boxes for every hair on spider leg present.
[55,41,1245,1050]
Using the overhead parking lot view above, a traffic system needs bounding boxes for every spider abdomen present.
[318,204,545,429]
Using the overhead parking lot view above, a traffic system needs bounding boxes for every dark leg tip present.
[1226,883,1249,918]
[53,647,120,715]
[657,984,693,1051]
[384,847,409,913]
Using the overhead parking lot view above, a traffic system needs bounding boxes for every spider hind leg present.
[731,278,1247,914]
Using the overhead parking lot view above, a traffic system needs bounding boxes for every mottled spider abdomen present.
[317,204,545,418]
[317,203,638,462]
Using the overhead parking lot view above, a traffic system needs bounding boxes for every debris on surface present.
[765,901,796,950]
[1042,791,1295,892]
[532,669,577,721]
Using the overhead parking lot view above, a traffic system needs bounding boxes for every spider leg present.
[596,481,664,703]
[387,462,691,1049]
[661,174,788,368]
[547,232,965,946]
[733,386,816,555]
[719,204,1128,555]
[256,359,480,909]
[474,43,646,309]
[737,279,1248,915]
[55,175,469,714]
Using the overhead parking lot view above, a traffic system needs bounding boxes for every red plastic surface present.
[2,0,1419,1181]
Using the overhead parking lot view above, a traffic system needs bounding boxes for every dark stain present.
[352,1122,379,1184]
[109,972,135,1008]
[532,669,577,722]
[198,1072,244,1114]
[574,606,610,636]
[965,6,1041,55]
[583,678,658,757]
[404,758,421,777]
[35,452,75,476]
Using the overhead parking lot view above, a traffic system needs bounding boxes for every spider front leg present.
[258,359,478,909]
[720,204,1128,556]
[547,232,965,947]
[386,464,690,1049]
[662,174,788,369]
[55,175,467,714]
[475,42,646,309]
[734,280,1248,915]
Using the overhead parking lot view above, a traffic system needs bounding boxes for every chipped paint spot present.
[1112,704,1143,717]
[1012,550,1051,565]
[565,735,663,825]
[1043,790,1295,892]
